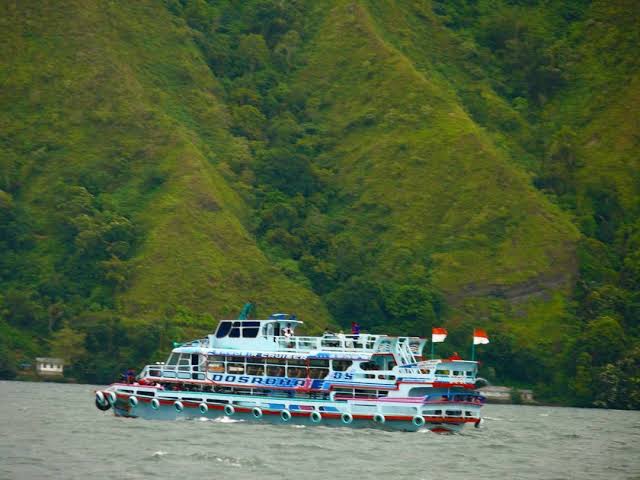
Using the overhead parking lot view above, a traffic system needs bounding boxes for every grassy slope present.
[2,0,636,382]
[296,1,579,300]
[362,0,538,170]
[0,0,330,332]
[544,0,640,214]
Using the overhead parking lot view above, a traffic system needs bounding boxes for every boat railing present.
[140,363,207,381]
[434,373,472,384]
[274,333,381,352]
[178,338,209,348]
[271,334,425,355]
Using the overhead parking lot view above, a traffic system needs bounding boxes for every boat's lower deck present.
[96,386,482,433]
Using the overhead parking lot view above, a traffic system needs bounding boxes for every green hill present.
[0,0,638,407]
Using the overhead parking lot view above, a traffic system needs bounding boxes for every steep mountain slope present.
[0,0,638,406]
[0,0,330,378]
[294,1,578,317]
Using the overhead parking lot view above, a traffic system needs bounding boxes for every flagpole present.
[431,340,435,360]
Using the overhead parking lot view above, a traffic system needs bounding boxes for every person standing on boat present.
[283,323,293,338]
[283,323,294,347]
[351,321,360,338]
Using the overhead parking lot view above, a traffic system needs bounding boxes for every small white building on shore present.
[35,357,64,376]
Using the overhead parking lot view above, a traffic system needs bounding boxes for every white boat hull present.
[103,390,476,434]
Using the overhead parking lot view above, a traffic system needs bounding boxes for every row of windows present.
[215,321,261,338]
[165,353,200,368]
[40,364,62,370]
[207,356,352,378]
[333,388,388,399]
[422,409,476,417]
[435,369,474,377]
[362,373,397,380]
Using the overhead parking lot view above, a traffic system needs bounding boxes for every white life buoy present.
[151,398,160,410]
[252,407,263,418]
[129,395,138,407]
[224,404,235,416]
[373,413,385,424]
[310,411,322,423]
[412,415,425,427]
[280,410,292,421]
[107,391,117,405]
[95,391,110,411]
[341,412,353,424]
[199,403,208,414]
[174,401,183,412]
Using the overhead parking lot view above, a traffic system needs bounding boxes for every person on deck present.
[283,323,294,347]
[283,324,293,337]
[351,321,360,337]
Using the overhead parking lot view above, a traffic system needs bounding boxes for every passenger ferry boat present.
[94,314,485,433]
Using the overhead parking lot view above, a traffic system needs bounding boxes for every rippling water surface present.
[1,381,640,480]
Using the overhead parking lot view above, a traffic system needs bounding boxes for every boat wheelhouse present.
[94,314,485,433]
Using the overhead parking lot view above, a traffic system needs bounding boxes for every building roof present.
[35,357,64,364]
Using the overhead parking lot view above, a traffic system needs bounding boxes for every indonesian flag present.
[432,327,448,343]
[473,328,490,345]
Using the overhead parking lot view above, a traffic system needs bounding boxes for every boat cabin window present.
[246,363,265,375]
[216,321,262,338]
[228,361,245,374]
[208,355,225,373]
[229,322,242,338]
[309,368,329,379]
[178,354,191,371]
[359,355,390,371]
[267,365,285,376]
[360,362,377,371]
[287,366,307,378]
[332,360,352,372]
[266,358,287,366]
[408,387,431,397]
[242,321,260,338]
[309,359,329,367]
[166,353,179,366]
[424,409,442,416]
[435,369,450,375]
[465,371,474,377]
[216,321,232,338]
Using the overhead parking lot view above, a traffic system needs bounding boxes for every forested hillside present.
[1,0,638,408]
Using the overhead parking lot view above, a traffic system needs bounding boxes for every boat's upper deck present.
[174,317,426,364]
[139,316,479,388]
[211,317,423,358]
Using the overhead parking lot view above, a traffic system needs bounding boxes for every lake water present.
[1,381,639,480]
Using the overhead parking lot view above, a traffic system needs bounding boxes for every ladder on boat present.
[396,338,417,367]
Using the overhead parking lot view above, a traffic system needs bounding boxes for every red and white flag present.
[473,328,490,345]
[432,327,448,343]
